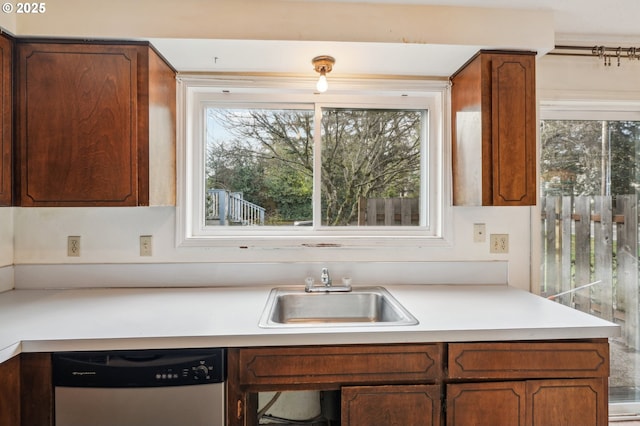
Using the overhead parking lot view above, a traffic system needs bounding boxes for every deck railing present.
[207,189,265,226]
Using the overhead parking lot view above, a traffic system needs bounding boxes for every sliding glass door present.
[540,110,640,415]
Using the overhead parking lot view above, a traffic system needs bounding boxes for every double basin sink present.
[259,286,418,328]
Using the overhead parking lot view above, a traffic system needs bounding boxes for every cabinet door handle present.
[236,399,243,420]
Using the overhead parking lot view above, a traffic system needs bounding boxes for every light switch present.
[473,223,486,243]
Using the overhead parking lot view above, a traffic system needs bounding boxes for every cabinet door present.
[0,33,12,206]
[447,379,607,426]
[0,355,20,426]
[451,50,536,206]
[342,385,441,426]
[17,43,140,206]
[526,378,607,426]
[447,381,526,426]
[490,53,536,206]
[21,353,53,426]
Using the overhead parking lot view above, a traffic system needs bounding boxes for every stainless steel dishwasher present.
[53,348,226,426]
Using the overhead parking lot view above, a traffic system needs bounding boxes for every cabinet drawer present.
[237,344,443,386]
[448,340,609,379]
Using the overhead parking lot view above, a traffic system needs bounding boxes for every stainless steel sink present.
[258,286,418,328]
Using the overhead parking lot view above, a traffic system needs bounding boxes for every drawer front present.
[238,344,443,386]
[448,340,609,379]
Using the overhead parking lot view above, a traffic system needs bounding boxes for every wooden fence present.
[541,195,639,349]
[357,197,419,226]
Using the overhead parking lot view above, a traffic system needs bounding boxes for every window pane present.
[540,120,640,196]
[205,107,313,226]
[320,108,423,226]
[540,119,640,406]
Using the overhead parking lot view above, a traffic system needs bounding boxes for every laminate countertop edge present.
[0,284,620,363]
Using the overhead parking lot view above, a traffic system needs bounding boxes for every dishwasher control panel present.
[53,348,226,387]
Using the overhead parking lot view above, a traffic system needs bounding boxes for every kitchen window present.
[176,76,448,246]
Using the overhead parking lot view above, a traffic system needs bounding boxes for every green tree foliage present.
[610,121,640,195]
[206,139,266,207]
[540,120,640,197]
[207,108,313,224]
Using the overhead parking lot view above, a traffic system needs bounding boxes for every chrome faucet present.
[320,268,332,286]
[305,267,352,293]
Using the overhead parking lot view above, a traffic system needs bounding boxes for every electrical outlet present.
[140,235,152,256]
[67,236,81,257]
[490,234,509,253]
[473,223,486,243]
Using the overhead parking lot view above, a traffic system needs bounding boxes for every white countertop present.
[0,284,620,363]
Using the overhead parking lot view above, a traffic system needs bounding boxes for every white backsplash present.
[7,204,534,290]
[13,260,509,289]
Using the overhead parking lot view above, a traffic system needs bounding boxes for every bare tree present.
[207,107,421,225]
[321,109,421,225]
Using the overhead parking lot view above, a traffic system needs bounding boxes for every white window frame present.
[176,75,451,247]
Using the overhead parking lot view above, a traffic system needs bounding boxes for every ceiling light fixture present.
[312,55,335,93]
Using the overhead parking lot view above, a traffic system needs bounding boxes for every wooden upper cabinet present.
[16,41,176,206]
[451,50,536,206]
[0,33,12,206]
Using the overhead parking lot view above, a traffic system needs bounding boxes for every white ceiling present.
[150,0,640,77]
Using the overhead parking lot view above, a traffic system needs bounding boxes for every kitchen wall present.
[12,52,640,288]
[12,206,530,289]
[538,53,640,101]
[0,8,15,34]
[0,208,12,292]
[8,55,630,293]
[0,1,564,292]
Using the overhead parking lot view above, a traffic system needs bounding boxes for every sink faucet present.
[305,268,352,293]
[320,268,332,286]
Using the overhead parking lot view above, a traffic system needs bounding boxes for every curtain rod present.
[548,45,640,66]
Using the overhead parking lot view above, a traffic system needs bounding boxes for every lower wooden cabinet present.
[0,353,53,426]
[228,340,609,426]
[526,378,607,426]
[447,340,609,426]
[447,378,606,426]
[1,339,609,426]
[227,344,444,426]
[342,384,441,426]
[20,353,53,426]
[0,355,20,426]
[235,344,443,386]
[447,381,526,426]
